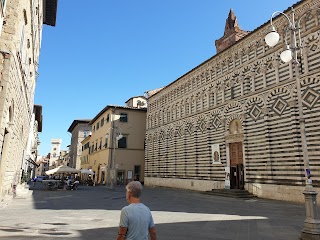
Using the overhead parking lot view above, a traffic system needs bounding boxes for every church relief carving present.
[225,118,244,143]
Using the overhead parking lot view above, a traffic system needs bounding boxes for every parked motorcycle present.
[66,180,79,190]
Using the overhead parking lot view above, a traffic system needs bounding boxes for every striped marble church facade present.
[145,0,320,203]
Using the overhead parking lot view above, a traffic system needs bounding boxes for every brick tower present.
[215,9,249,54]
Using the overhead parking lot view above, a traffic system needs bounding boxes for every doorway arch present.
[225,119,245,190]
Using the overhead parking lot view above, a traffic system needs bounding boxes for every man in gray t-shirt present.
[117,181,156,240]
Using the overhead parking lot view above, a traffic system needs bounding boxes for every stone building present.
[145,0,320,203]
[56,150,69,167]
[49,138,61,168]
[67,119,92,169]
[23,104,43,181]
[0,0,57,200]
[35,156,49,177]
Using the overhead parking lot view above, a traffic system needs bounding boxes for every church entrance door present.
[229,142,244,190]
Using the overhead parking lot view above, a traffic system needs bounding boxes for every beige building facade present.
[145,0,320,203]
[80,136,91,171]
[0,0,57,200]
[81,98,147,185]
[67,119,91,169]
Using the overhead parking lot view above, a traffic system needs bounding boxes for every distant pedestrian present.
[32,176,37,187]
[117,181,156,240]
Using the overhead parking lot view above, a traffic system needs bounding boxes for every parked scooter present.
[66,180,79,190]
[47,182,55,191]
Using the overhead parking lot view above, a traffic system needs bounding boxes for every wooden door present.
[229,142,244,189]
[117,171,125,186]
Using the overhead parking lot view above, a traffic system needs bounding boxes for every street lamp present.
[109,123,123,190]
[265,7,320,239]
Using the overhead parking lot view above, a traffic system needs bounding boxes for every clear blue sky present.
[35,0,299,156]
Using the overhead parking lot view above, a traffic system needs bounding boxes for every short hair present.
[126,181,143,198]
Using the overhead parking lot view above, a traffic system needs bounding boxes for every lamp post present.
[110,129,123,190]
[109,110,123,190]
[265,7,320,239]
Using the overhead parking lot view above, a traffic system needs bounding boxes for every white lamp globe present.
[116,134,123,140]
[280,46,292,62]
[265,30,280,47]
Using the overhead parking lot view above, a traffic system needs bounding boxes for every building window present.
[101,118,104,127]
[23,9,28,25]
[84,131,87,138]
[120,113,128,122]
[104,136,108,148]
[96,122,100,130]
[134,165,141,181]
[231,86,234,99]
[106,114,110,123]
[118,136,127,148]
[20,25,25,58]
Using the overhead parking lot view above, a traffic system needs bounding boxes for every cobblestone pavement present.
[0,184,309,239]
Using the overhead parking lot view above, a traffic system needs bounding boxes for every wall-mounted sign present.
[128,170,133,179]
[211,144,221,164]
[225,167,230,189]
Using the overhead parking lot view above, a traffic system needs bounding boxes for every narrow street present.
[0,184,306,239]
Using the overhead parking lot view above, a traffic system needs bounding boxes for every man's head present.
[126,181,143,202]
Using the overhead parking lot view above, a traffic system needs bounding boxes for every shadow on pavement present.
[0,220,300,240]
[2,183,305,240]
[30,183,305,221]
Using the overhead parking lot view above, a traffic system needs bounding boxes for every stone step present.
[203,189,256,199]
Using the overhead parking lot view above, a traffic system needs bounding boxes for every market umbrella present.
[45,165,80,175]
[80,169,94,174]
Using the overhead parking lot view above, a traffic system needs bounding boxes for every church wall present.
[145,0,320,203]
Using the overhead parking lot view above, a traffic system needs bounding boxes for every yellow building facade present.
[80,100,147,185]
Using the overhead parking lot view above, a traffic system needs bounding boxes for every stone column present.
[214,89,217,107]
[302,45,309,75]
[274,59,280,84]
[250,69,256,92]
[239,76,244,96]
[221,83,225,104]
[301,191,320,240]
[262,64,267,88]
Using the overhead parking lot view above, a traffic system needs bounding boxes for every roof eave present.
[43,0,58,26]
